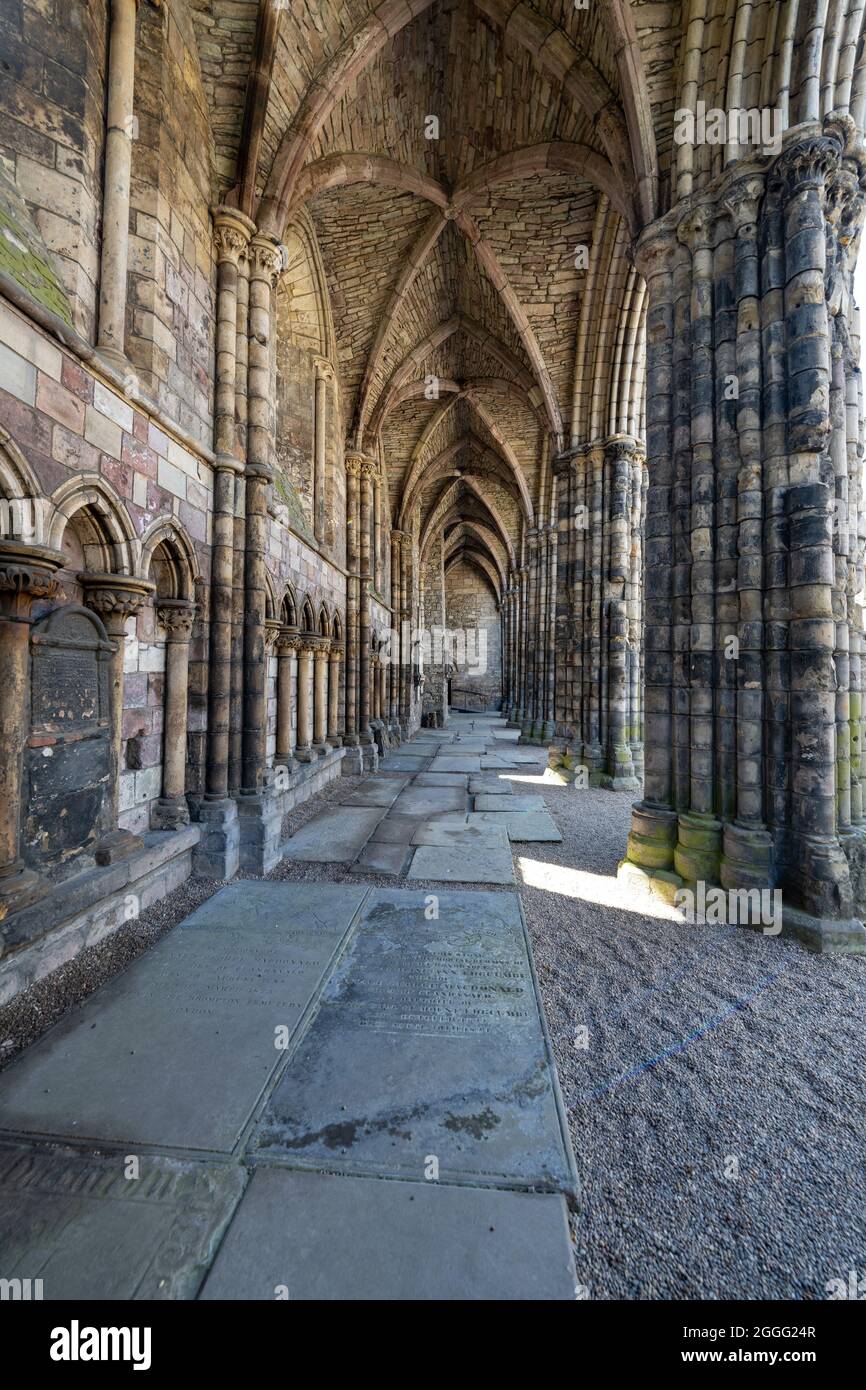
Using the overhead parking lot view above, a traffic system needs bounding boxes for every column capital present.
[79,572,155,634]
[328,641,343,662]
[604,432,640,463]
[676,199,716,250]
[313,356,335,381]
[345,452,364,477]
[772,133,841,199]
[633,208,681,280]
[722,169,766,229]
[156,597,196,642]
[0,541,65,619]
[264,617,282,652]
[276,623,300,653]
[211,205,256,265]
[248,233,284,286]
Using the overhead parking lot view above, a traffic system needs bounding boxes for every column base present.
[236,790,283,875]
[326,735,343,748]
[151,795,191,831]
[787,834,855,922]
[0,862,48,917]
[782,904,866,954]
[672,811,723,885]
[192,799,240,879]
[624,801,678,872]
[295,746,316,763]
[720,823,774,891]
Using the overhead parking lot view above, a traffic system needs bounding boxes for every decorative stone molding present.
[80,573,155,632]
[156,598,196,642]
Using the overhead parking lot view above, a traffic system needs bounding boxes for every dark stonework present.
[23,604,114,875]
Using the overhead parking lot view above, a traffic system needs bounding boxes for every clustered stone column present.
[312,358,333,545]
[327,640,343,745]
[313,637,330,753]
[295,635,315,762]
[619,114,866,952]
[97,0,139,372]
[0,541,65,914]
[543,439,646,789]
[342,453,378,768]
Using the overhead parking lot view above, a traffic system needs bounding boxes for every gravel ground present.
[518,773,866,1301]
[2,749,864,1303]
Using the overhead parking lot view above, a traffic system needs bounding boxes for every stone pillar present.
[313,637,330,753]
[152,599,195,830]
[295,638,315,761]
[312,358,333,545]
[275,626,299,767]
[373,468,382,591]
[97,0,139,371]
[0,542,65,914]
[344,454,361,745]
[242,232,282,795]
[327,642,343,745]
[399,531,411,728]
[389,530,402,725]
[358,458,375,744]
[80,572,154,861]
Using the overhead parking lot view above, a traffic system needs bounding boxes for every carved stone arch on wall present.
[280,583,298,626]
[0,426,48,543]
[318,603,330,636]
[300,594,316,633]
[331,610,343,643]
[47,474,139,575]
[140,517,199,601]
[264,570,278,622]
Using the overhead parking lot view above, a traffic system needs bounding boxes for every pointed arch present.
[140,517,199,601]
[47,474,139,574]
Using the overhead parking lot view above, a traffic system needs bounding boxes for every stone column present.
[97,0,139,371]
[0,542,64,914]
[313,637,330,753]
[372,468,382,591]
[242,232,282,795]
[358,457,375,746]
[80,572,154,860]
[295,637,315,761]
[344,454,361,745]
[327,642,343,745]
[399,531,411,728]
[389,530,402,725]
[312,358,333,545]
[275,626,299,767]
[152,598,196,830]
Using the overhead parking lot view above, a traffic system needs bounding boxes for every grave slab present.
[474,794,548,814]
[412,823,509,847]
[413,773,469,787]
[390,787,468,817]
[407,843,516,884]
[248,889,575,1194]
[469,776,514,796]
[0,883,367,1152]
[469,810,563,843]
[341,779,407,807]
[0,1144,245,1300]
[199,1168,576,1300]
[352,842,412,876]
[428,756,482,773]
[281,806,385,862]
[378,756,429,772]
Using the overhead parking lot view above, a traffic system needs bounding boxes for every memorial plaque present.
[249,888,577,1195]
[0,1145,244,1300]
[200,1168,577,1301]
[0,883,368,1153]
[23,604,113,869]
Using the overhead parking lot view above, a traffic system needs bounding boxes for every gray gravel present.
[520,776,866,1301]
[3,750,864,1302]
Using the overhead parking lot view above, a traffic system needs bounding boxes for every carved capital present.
[248,234,284,287]
[773,135,841,199]
[633,211,680,281]
[80,573,155,635]
[0,541,64,620]
[276,624,300,654]
[723,171,766,229]
[345,452,364,478]
[313,356,335,382]
[264,618,282,652]
[677,201,716,251]
[156,598,196,642]
[212,205,255,265]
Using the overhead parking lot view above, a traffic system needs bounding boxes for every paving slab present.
[474,794,548,814]
[496,749,546,764]
[428,756,482,773]
[281,805,385,862]
[340,778,408,807]
[469,809,562,843]
[412,822,510,847]
[0,883,367,1152]
[390,786,468,817]
[199,1168,576,1300]
[378,756,429,772]
[351,842,412,876]
[407,842,516,885]
[413,773,469,787]
[248,889,576,1194]
[469,776,514,796]
[370,815,423,844]
[0,1145,245,1300]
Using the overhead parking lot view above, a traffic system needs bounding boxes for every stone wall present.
[444,559,502,711]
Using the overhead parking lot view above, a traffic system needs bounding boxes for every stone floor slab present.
[474,794,548,814]
[370,815,423,844]
[0,1144,245,1300]
[412,823,509,847]
[378,756,429,772]
[248,888,574,1193]
[0,883,367,1152]
[413,773,469,787]
[428,756,482,773]
[469,810,563,843]
[352,842,412,876]
[199,1168,576,1300]
[407,842,516,884]
[469,776,514,795]
[341,778,408,807]
[390,787,468,817]
[281,806,385,862]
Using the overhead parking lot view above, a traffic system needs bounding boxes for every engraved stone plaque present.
[249,888,577,1195]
